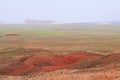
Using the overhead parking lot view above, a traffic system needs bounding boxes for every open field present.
[0,24,120,54]
[0,24,120,80]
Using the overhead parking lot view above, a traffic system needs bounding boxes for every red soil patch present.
[69,53,120,70]
[5,34,19,37]
[0,52,102,76]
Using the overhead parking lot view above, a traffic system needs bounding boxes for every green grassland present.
[0,24,120,57]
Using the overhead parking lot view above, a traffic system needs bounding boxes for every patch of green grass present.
[32,31,65,35]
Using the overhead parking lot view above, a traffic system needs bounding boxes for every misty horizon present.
[1,19,120,24]
[0,0,120,23]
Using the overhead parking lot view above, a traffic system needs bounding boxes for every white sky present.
[0,0,120,23]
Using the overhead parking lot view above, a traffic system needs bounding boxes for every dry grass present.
[0,24,120,80]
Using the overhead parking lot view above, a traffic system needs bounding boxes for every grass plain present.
[0,24,120,54]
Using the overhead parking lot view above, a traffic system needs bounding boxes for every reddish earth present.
[0,52,102,76]
[69,52,120,70]
[0,52,119,80]
[5,34,19,37]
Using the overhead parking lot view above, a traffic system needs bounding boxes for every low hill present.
[24,19,59,24]
[0,52,101,76]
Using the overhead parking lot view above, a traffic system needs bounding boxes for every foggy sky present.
[0,0,120,23]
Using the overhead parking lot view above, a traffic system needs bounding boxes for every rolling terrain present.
[0,24,120,80]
